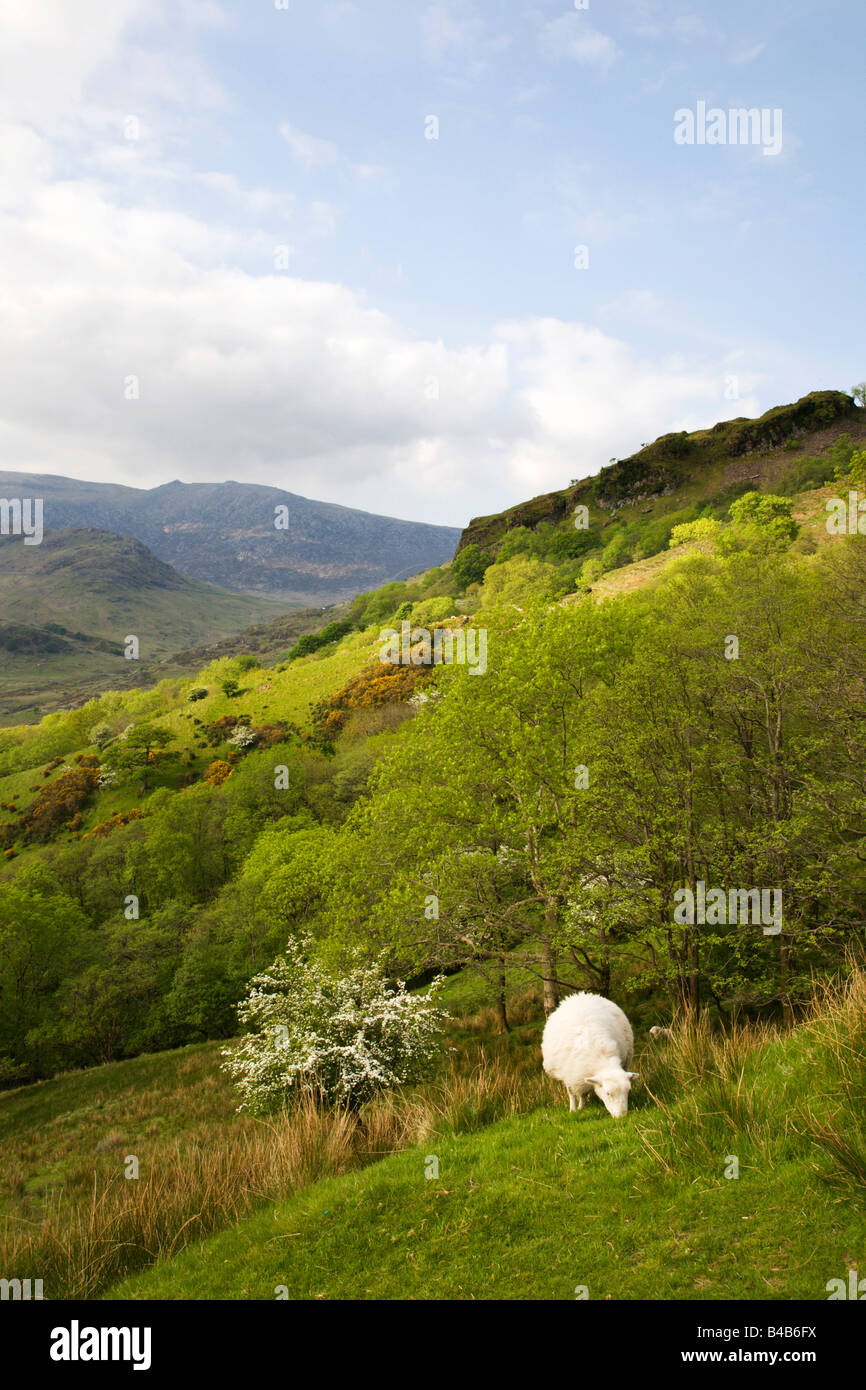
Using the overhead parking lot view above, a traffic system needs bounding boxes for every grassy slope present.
[0,1043,229,1218]
[0,629,379,849]
[5,1002,862,1303]
[104,1064,861,1302]
[0,530,289,723]
[0,464,855,853]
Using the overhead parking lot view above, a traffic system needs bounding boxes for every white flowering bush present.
[228,724,257,749]
[221,941,448,1114]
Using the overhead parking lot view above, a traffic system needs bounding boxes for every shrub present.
[204,761,234,787]
[286,619,353,663]
[222,942,448,1114]
[451,544,492,591]
[311,659,432,738]
[83,810,144,840]
[727,491,798,546]
[227,725,257,751]
[251,722,295,749]
[187,688,208,703]
[6,766,100,844]
[668,517,722,550]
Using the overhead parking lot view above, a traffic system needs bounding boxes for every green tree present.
[451,543,492,590]
[725,492,798,548]
[104,723,175,792]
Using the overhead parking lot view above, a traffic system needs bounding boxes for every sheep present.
[649,1025,671,1039]
[542,991,638,1118]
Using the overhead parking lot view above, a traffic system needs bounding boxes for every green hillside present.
[1,966,862,1302]
[459,389,866,561]
[0,529,292,723]
[1,390,866,1305]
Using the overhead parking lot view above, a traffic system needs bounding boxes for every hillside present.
[1,968,862,1302]
[0,529,288,722]
[458,390,865,557]
[0,472,461,604]
[1,390,866,1310]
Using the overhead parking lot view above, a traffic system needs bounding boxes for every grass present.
[2,971,865,1302]
[104,1115,862,1302]
[0,626,380,857]
[0,1005,550,1300]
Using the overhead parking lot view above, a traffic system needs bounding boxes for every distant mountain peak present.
[0,473,460,604]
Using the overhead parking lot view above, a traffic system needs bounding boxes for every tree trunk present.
[541,936,559,1017]
[494,960,510,1033]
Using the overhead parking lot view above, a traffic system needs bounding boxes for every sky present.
[0,0,863,528]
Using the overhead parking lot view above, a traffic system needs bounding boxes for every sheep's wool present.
[542,992,636,1118]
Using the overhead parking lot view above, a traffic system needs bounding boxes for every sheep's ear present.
[627,1071,639,1081]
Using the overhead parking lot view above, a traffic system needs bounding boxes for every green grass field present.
[104,1105,860,1302]
[2,970,864,1302]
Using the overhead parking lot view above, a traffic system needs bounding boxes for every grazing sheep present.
[542,991,638,1118]
[649,1025,672,1039]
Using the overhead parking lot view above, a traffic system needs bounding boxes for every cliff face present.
[457,390,860,556]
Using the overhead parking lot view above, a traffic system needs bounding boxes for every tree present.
[725,492,798,549]
[451,543,492,590]
[0,873,93,1077]
[326,599,639,1014]
[669,517,722,550]
[478,555,557,607]
[104,723,175,792]
[851,382,866,408]
[221,940,447,1113]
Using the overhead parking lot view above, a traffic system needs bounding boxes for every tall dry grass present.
[796,963,866,1187]
[0,1018,554,1300]
[635,960,866,1185]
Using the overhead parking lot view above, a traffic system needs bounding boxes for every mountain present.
[0,474,461,604]
[0,528,297,722]
[458,390,865,555]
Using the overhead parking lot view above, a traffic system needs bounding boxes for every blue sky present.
[0,0,863,526]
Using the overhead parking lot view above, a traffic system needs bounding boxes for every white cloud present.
[0,0,787,531]
[734,42,766,65]
[420,1,511,83]
[0,0,147,122]
[538,16,621,72]
[279,122,339,173]
[0,156,759,525]
[492,317,743,497]
[353,162,388,182]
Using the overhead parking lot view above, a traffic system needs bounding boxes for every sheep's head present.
[586,1067,639,1118]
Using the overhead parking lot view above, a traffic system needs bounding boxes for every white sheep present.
[542,991,638,1118]
[649,1025,671,1039]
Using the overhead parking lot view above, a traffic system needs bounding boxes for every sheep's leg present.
[577,1092,586,1110]
[567,1087,577,1113]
